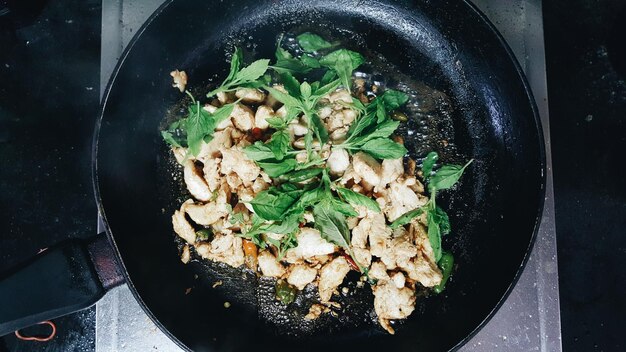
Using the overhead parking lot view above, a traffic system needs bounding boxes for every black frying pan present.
[0,0,545,351]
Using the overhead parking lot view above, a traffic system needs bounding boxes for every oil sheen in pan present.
[156,29,463,338]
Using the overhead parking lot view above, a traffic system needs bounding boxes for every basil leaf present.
[297,32,335,52]
[433,252,454,294]
[266,117,285,129]
[310,113,329,144]
[257,159,297,177]
[263,214,302,235]
[299,55,321,69]
[243,142,275,161]
[284,168,323,182]
[389,207,424,229]
[429,159,473,192]
[312,78,341,100]
[319,49,365,92]
[211,103,235,126]
[427,211,442,262]
[226,47,243,82]
[381,89,409,111]
[186,103,215,156]
[360,138,407,159]
[421,151,438,180]
[313,200,351,250]
[337,187,381,212]
[293,186,325,210]
[249,190,299,221]
[268,130,290,160]
[375,100,387,123]
[280,72,302,98]
[434,206,451,235]
[300,81,312,99]
[332,198,359,217]
[264,85,300,107]
[235,59,270,83]
[347,110,377,138]
[349,119,400,146]
[320,70,338,86]
[161,130,182,148]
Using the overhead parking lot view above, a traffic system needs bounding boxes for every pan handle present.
[0,233,124,337]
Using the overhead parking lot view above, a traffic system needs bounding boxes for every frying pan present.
[0,0,545,350]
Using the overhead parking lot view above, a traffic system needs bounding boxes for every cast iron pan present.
[0,0,545,351]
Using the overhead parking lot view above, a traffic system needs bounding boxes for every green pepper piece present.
[275,279,297,304]
[433,252,454,294]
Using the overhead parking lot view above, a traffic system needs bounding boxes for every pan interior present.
[96,0,544,351]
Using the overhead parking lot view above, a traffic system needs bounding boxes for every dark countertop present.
[0,0,624,351]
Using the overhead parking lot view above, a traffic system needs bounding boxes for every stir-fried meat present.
[287,264,318,290]
[183,160,212,202]
[318,256,351,302]
[258,250,286,277]
[372,281,416,334]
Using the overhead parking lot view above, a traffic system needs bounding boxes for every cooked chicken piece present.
[369,261,390,281]
[346,216,359,229]
[372,281,416,334]
[170,70,187,92]
[196,129,232,162]
[384,179,428,222]
[225,173,243,190]
[328,89,352,104]
[379,158,404,189]
[287,264,318,290]
[295,151,308,163]
[182,201,230,226]
[318,256,351,302]
[304,303,330,320]
[265,84,287,109]
[254,105,274,130]
[303,211,314,223]
[211,218,234,236]
[230,103,255,131]
[353,211,390,258]
[318,105,332,119]
[235,88,266,103]
[257,250,286,277]
[220,146,261,182]
[391,272,406,289]
[411,222,436,263]
[216,91,235,105]
[172,206,196,244]
[353,248,372,267]
[251,177,270,195]
[195,233,244,268]
[288,119,308,136]
[203,104,218,114]
[183,160,212,201]
[380,236,419,270]
[284,227,336,263]
[406,176,425,193]
[397,252,442,287]
[329,127,348,142]
[181,244,190,264]
[327,148,350,176]
[202,158,221,192]
[275,105,287,118]
[352,152,382,188]
[325,109,356,131]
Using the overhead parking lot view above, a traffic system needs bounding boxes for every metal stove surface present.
[97,1,562,350]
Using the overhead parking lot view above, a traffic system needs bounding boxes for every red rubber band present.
[14,320,57,342]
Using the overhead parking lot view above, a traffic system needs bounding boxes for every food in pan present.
[161,33,471,334]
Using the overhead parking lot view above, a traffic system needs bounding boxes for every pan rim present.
[92,0,547,350]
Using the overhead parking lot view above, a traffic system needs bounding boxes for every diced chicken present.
[275,105,287,118]
[397,252,442,287]
[295,151,308,163]
[202,158,221,192]
[196,129,232,162]
[195,233,244,268]
[352,152,382,188]
[369,261,390,281]
[265,84,287,109]
[220,146,260,183]
[391,272,406,289]
[284,228,336,263]
[183,160,212,201]
[230,103,255,131]
[327,148,350,176]
[379,159,404,189]
[182,201,230,226]
[353,247,372,267]
[203,104,217,113]
[181,244,190,264]
[251,177,270,195]
[328,89,352,104]
[216,91,235,105]
[287,264,318,290]
[384,179,428,222]
[172,206,196,244]
[372,281,416,334]
[318,105,332,119]
[235,88,266,103]
[411,222,436,264]
[170,70,187,92]
[254,105,274,130]
[318,256,351,302]
[210,218,234,236]
[329,127,348,142]
[257,250,286,277]
[288,119,308,136]
[380,236,418,270]
[353,212,390,258]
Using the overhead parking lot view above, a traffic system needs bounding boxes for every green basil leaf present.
[249,189,299,221]
[389,207,424,229]
[434,206,451,235]
[226,47,243,82]
[283,168,324,182]
[427,211,442,262]
[294,187,325,209]
[234,59,270,83]
[313,200,351,250]
[320,69,338,86]
[266,117,285,129]
[312,78,341,99]
[433,252,454,294]
[257,159,297,177]
[279,72,302,98]
[310,113,329,144]
[262,214,302,235]
[381,89,409,111]
[336,187,381,212]
[359,138,407,159]
[347,110,377,138]
[376,100,387,123]
[186,103,215,156]
[243,142,275,161]
[429,159,473,192]
[211,103,235,126]
[319,49,365,92]
[296,32,335,52]
[300,81,312,99]
[264,85,300,107]
[161,130,182,148]
[366,119,400,140]
[268,130,291,160]
[332,198,359,217]
[421,151,438,180]
[300,55,321,69]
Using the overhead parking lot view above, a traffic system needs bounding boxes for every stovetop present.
[94,0,562,351]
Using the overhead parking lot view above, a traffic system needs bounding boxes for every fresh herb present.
[206,48,270,98]
[296,32,336,53]
[358,138,407,159]
[195,229,212,241]
[336,187,381,212]
[433,251,454,293]
[248,188,302,221]
[283,168,324,182]
[421,151,438,180]
[319,49,365,93]
[183,100,235,156]
[312,199,362,271]
[428,160,474,192]
[390,208,424,229]
[256,159,298,177]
